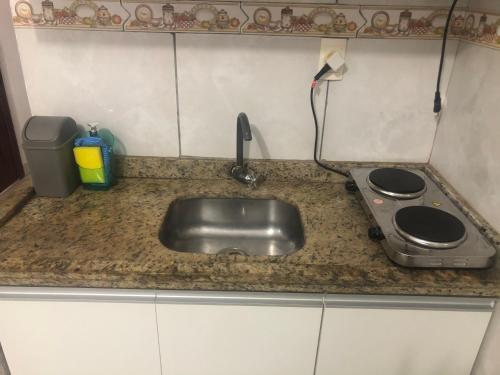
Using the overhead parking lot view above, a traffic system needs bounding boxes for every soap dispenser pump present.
[87,122,99,137]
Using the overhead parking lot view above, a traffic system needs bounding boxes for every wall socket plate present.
[318,38,347,81]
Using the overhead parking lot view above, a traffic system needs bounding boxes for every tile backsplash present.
[321,38,457,162]
[430,41,500,232]
[175,33,329,160]
[14,29,180,157]
[6,0,500,163]
[13,28,457,161]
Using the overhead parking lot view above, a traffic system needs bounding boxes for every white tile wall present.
[176,34,328,160]
[430,42,500,232]
[14,29,179,157]
[13,30,459,162]
[321,38,458,162]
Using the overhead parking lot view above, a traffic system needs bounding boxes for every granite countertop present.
[0,158,499,297]
[0,177,34,227]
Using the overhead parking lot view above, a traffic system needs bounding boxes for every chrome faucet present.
[230,113,260,188]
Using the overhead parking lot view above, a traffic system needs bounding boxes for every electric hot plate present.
[368,168,426,199]
[348,167,496,269]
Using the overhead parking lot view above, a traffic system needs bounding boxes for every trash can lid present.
[23,116,78,148]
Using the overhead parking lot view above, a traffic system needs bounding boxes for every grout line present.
[312,297,326,375]
[319,81,330,160]
[172,33,182,158]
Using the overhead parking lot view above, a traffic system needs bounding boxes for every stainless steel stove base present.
[379,237,495,269]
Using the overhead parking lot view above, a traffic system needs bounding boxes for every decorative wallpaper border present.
[123,1,245,33]
[9,0,500,50]
[359,6,467,40]
[11,0,127,30]
[241,3,363,38]
[460,10,500,50]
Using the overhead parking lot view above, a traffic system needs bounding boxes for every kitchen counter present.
[0,177,34,227]
[0,158,499,297]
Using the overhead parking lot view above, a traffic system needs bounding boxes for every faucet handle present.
[230,164,262,189]
[245,168,263,190]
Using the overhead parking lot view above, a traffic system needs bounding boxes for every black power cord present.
[434,0,459,113]
[311,0,458,177]
[310,82,349,178]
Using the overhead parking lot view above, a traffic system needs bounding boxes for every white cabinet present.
[316,296,493,375]
[0,288,494,375]
[155,291,323,375]
[0,288,161,375]
[472,302,500,375]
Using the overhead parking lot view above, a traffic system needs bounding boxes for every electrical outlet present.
[318,38,347,81]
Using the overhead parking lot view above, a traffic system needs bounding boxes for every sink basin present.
[159,198,304,256]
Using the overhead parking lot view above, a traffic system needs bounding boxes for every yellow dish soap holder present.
[73,122,115,190]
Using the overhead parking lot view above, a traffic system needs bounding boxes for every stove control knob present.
[345,180,359,193]
[368,226,385,241]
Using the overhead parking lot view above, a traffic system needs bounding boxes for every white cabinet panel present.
[316,307,492,375]
[0,300,161,375]
[472,303,500,375]
[156,303,322,375]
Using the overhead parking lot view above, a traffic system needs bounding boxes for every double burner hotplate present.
[348,168,496,269]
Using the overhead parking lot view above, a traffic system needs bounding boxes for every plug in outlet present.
[318,38,347,81]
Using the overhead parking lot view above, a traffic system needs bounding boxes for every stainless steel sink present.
[159,198,304,256]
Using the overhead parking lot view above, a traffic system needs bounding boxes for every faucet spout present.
[231,113,262,189]
[236,113,252,167]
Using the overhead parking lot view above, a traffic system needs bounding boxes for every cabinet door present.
[0,296,161,375]
[472,302,500,375]
[316,303,492,375]
[156,293,322,375]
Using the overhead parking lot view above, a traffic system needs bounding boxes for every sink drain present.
[217,248,249,256]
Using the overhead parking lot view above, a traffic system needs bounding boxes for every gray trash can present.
[22,116,80,197]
